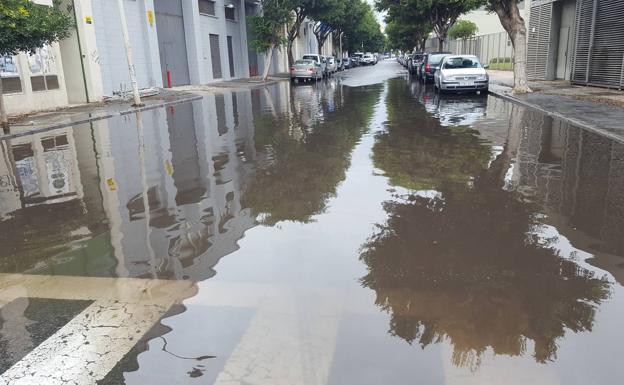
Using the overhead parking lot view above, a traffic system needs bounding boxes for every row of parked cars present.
[290,52,379,82]
[399,51,489,94]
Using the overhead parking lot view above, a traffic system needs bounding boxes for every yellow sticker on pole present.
[106,178,117,192]
[147,10,154,27]
[85,16,92,24]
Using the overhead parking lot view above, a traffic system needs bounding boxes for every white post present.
[117,0,143,106]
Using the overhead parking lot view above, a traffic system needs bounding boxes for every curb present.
[0,94,203,141]
[488,87,624,145]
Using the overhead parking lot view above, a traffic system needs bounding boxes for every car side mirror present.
[483,64,489,69]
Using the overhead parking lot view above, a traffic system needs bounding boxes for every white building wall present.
[91,0,161,96]
[460,1,531,35]
[2,0,69,115]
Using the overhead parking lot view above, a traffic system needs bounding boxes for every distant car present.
[342,58,351,69]
[408,52,425,75]
[350,56,361,67]
[361,53,375,65]
[327,56,338,74]
[302,54,327,77]
[434,55,489,94]
[290,59,322,82]
[420,52,451,83]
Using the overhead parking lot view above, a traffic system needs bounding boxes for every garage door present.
[154,0,191,87]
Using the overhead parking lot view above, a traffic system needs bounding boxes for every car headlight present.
[476,74,488,81]
[442,76,456,82]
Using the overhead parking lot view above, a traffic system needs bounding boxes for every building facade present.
[527,0,624,87]
[1,0,70,115]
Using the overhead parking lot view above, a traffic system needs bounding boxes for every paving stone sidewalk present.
[488,70,624,144]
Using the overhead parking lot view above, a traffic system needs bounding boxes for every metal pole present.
[117,0,142,106]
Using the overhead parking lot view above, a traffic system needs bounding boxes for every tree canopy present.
[0,0,73,130]
[448,19,478,39]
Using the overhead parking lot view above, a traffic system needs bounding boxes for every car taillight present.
[290,67,295,72]
[425,63,430,72]
[309,68,314,72]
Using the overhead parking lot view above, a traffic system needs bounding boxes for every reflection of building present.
[510,110,624,280]
[0,128,83,219]
[0,89,261,281]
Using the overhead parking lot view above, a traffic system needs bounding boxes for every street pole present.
[116,0,143,107]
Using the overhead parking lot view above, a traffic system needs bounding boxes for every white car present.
[361,53,375,65]
[326,57,338,74]
[302,54,327,77]
[434,55,489,94]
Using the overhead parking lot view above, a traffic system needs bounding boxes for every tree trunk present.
[493,1,532,93]
[262,44,275,81]
[0,79,9,134]
[438,38,444,51]
[287,38,294,68]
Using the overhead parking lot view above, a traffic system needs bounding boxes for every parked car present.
[361,53,376,65]
[327,56,338,74]
[434,55,489,94]
[350,56,361,67]
[420,52,451,83]
[408,52,425,75]
[302,54,327,77]
[342,57,352,69]
[290,59,322,82]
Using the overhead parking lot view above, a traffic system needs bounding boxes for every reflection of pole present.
[117,0,143,106]
[0,140,25,207]
[136,111,157,277]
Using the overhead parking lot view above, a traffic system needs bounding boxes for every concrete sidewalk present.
[488,70,624,144]
[1,89,202,140]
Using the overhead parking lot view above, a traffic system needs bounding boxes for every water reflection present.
[362,79,620,369]
[0,79,380,281]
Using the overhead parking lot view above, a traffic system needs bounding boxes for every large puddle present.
[1,66,623,384]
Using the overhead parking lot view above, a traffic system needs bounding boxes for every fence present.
[425,31,515,71]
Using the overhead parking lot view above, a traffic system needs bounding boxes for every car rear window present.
[302,55,318,62]
[295,60,314,65]
[428,54,448,64]
[443,57,482,69]
[413,54,424,60]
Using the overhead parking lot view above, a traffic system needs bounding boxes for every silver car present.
[290,59,322,82]
[434,55,489,94]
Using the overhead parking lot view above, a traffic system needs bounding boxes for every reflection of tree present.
[362,80,611,368]
[373,79,492,191]
[242,84,381,225]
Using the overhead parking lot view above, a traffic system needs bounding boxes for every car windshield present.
[295,60,314,66]
[443,57,482,69]
[302,55,318,62]
[413,54,424,60]
[428,54,448,65]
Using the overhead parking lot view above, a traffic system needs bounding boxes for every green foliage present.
[0,0,73,56]
[243,84,382,225]
[448,19,478,39]
[248,0,292,53]
[377,0,485,48]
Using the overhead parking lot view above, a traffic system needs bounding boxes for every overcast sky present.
[366,0,386,28]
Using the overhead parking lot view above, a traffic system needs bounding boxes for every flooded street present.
[1,61,623,384]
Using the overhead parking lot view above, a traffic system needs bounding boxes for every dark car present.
[419,52,451,83]
[408,52,425,75]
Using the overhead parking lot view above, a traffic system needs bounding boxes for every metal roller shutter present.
[528,3,553,80]
[572,0,624,89]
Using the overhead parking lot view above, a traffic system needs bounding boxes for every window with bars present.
[225,6,236,21]
[28,46,59,92]
[198,0,216,16]
[1,55,23,94]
